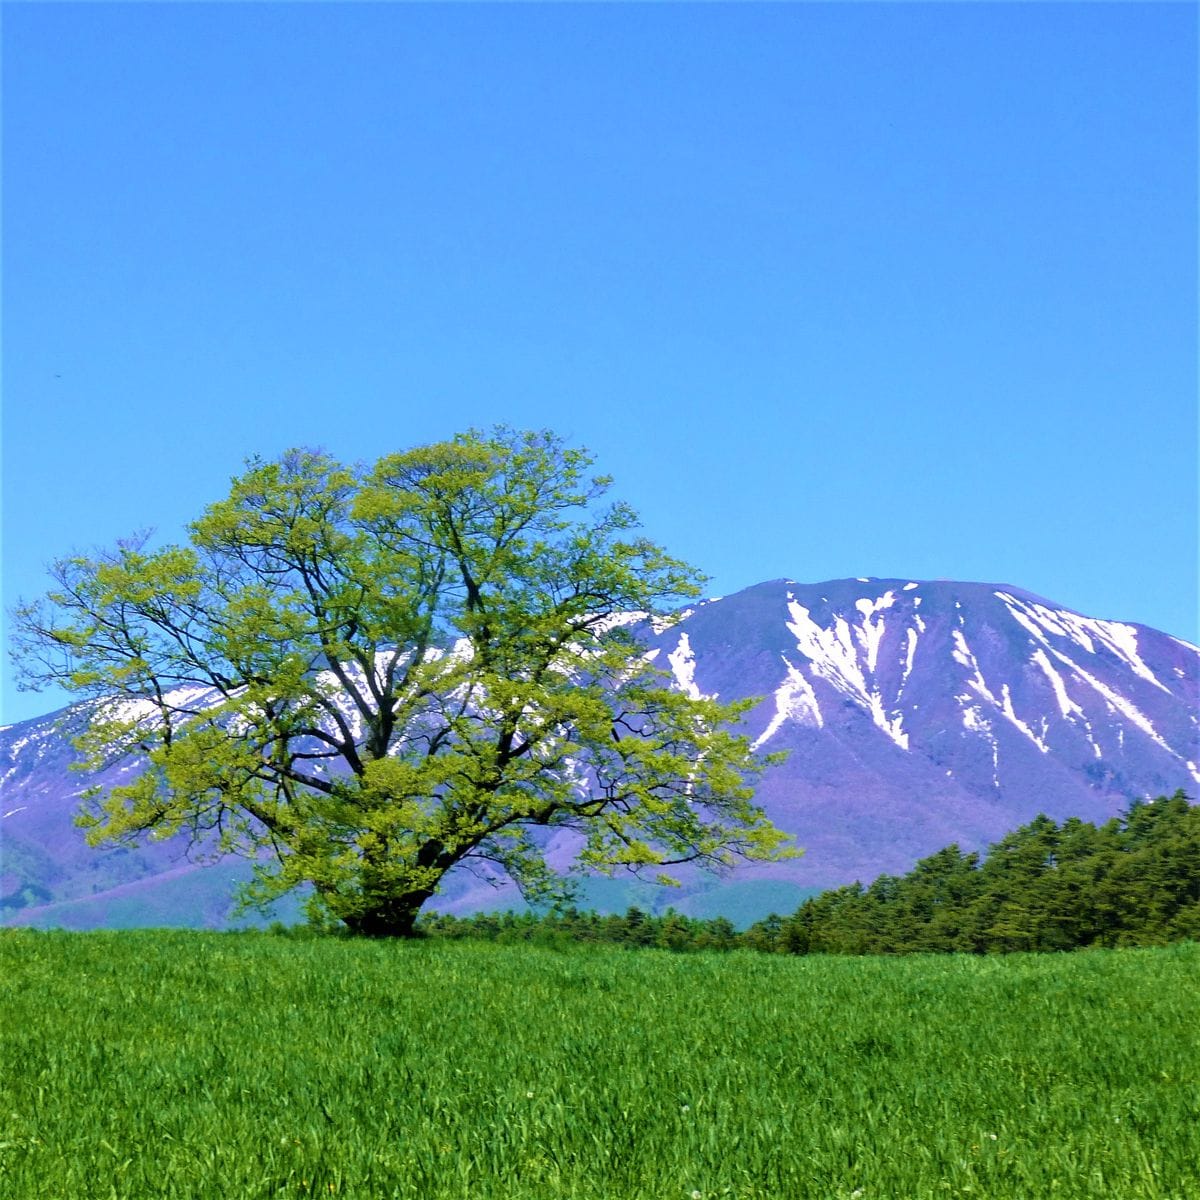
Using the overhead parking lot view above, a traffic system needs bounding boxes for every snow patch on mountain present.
[94,685,217,726]
[667,633,705,700]
[784,594,908,749]
[1047,647,1193,778]
[952,630,1048,752]
[901,626,920,691]
[6,734,34,758]
[854,590,896,673]
[961,705,1000,787]
[653,610,693,635]
[996,592,1171,693]
[1031,648,1084,721]
[1030,648,1105,759]
[869,697,909,751]
[752,656,824,750]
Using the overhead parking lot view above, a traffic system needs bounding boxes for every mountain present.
[636,578,1198,887]
[2,577,1197,928]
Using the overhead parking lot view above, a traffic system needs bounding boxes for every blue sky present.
[3,3,1196,725]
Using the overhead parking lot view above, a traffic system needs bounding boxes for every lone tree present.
[13,428,791,935]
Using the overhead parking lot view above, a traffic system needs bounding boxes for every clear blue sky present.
[3,2,1196,725]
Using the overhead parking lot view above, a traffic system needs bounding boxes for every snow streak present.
[952,630,1048,753]
[667,633,705,701]
[995,592,1172,693]
[784,594,908,750]
[752,655,823,750]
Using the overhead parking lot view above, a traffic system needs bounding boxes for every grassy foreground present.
[1,932,1197,1200]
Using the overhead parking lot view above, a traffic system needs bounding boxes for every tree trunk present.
[343,889,433,938]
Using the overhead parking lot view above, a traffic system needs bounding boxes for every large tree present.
[13,429,790,935]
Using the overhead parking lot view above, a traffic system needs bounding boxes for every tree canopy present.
[13,428,791,935]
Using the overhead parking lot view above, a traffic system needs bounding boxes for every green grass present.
[1,933,1197,1199]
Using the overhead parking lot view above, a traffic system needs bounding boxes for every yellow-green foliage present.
[2,932,1197,1199]
[13,429,792,938]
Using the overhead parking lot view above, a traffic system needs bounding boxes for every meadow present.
[1,931,1197,1200]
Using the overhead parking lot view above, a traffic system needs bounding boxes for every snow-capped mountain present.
[633,578,1198,890]
[2,577,1197,928]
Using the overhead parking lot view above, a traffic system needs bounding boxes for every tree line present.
[761,789,1199,955]
[408,791,1199,955]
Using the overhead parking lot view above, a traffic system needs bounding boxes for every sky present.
[2,2,1196,726]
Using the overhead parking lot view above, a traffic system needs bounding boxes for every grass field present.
[1,932,1197,1199]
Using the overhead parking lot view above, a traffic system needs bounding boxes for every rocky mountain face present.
[3,577,1197,929]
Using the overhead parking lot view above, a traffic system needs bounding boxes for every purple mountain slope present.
[631,577,1198,888]
[2,577,1197,927]
[0,709,258,923]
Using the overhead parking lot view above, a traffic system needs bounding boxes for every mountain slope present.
[2,576,1197,926]
[631,577,1197,889]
